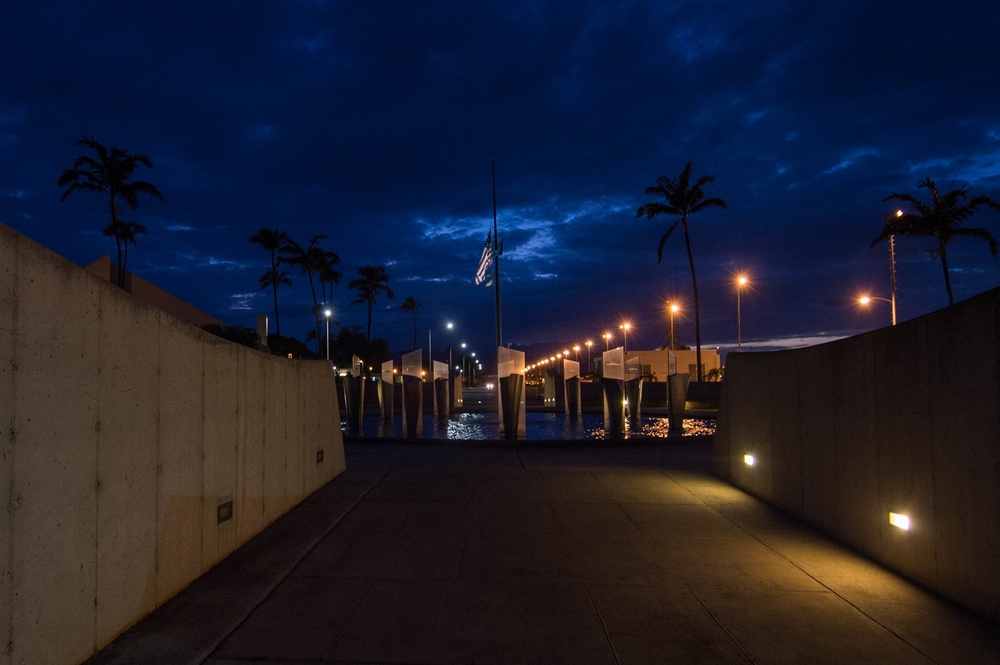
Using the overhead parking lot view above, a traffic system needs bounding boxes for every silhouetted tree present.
[282,234,339,352]
[875,177,1000,305]
[401,296,421,351]
[349,265,395,352]
[58,136,163,287]
[637,162,727,381]
[249,228,291,335]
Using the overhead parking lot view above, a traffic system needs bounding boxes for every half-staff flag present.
[475,231,493,285]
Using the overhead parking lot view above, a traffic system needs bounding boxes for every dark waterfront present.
[343,411,716,441]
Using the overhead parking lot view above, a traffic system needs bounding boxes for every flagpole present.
[492,159,502,348]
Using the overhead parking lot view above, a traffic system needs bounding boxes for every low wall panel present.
[797,344,835,529]
[11,240,101,665]
[871,318,936,580]
[927,296,1000,620]
[830,336,881,554]
[262,360,288,524]
[0,228,15,665]
[767,352,802,514]
[285,366,305,507]
[156,319,206,603]
[202,339,239,567]
[237,350,265,545]
[0,223,347,663]
[716,287,1000,624]
[95,289,160,647]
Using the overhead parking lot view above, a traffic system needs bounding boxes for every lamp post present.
[585,340,593,373]
[619,322,631,355]
[859,295,896,326]
[427,321,454,381]
[666,300,679,349]
[736,276,748,352]
[324,308,332,361]
[573,344,580,362]
[603,332,612,350]
[890,209,900,327]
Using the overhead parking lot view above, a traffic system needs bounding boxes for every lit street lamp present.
[428,321,454,381]
[619,322,631,355]
[666,300,679,349]
[859,295,896,326]
[585,340,593,371]
[603,332,612,350]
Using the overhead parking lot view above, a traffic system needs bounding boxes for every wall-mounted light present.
[889,511,910,531]
[744,454,755,466]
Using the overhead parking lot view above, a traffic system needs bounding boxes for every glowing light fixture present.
[889,511,910,531]
[744,454,755,466]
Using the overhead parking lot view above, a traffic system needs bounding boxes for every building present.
[84,255,221,327]
[596,347,722,381]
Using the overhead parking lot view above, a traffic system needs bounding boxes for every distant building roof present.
[84,255,221,328]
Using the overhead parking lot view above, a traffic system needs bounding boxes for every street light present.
[324,308,332,360]
[603,332,612,350]
[888,209,901,326]
[428,321,454,382]
[859,295,896,326]
[619,322,631,355]
[573,344,580,362]
[666,300,679,349]
[736,276,748,352]
[585,340,593,372]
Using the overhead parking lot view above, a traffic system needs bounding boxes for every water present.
[344,411,715,441]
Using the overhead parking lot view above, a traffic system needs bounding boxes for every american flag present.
[474,232,493,285]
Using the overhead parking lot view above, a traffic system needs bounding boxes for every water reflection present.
[346,411,715,440]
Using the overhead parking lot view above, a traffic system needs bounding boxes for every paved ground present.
[88,440,1000,665]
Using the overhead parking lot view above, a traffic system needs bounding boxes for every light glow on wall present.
[744,454,755,466]
[889,511,910,531]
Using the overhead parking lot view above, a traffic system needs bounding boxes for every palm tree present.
[401,296,421,350]
[57,136,163,287]
[875,177,1000,305]
[319,260,343,308]
[118,220,147,283]
[637,162,727,381]
[249,228,291,335]
[282,234,339,351]
[349,266,395,350]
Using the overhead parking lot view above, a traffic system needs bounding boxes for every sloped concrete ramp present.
[88,441,1000,665]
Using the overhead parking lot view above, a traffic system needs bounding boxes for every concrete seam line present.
[702,497,941,663]
[323,578,375,660]
[689,588,755,663]
[585,584,622,665]
[197,467,390,663]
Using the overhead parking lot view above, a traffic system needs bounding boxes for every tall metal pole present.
[889,234,898,326]
[492,159,502,348]
[737,289,742,352]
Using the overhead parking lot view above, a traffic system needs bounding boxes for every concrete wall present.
[0,223,346,665]
[714,287,1000,624]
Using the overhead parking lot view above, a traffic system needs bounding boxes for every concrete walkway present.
[88,440,1000,665]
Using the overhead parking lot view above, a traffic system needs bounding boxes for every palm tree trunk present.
[271,276,281,337]
[939,238,954,305]
[682,218,703,382]
[109,193,123,288]
[270,251,282,336]
[307,272,321,353]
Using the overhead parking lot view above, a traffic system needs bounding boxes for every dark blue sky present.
[3,1,1000,361]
